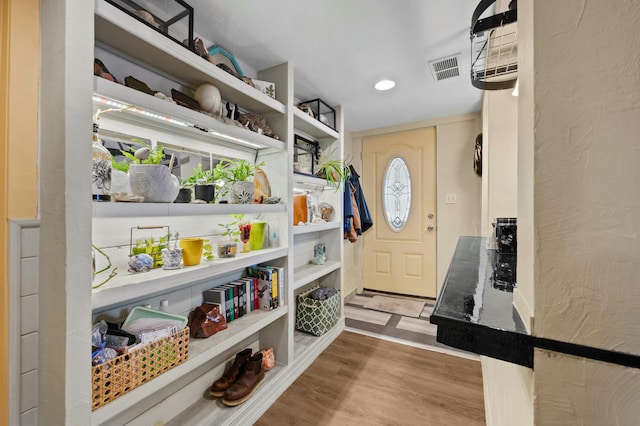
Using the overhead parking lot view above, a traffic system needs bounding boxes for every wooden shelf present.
[293,221,341,235]
[293,107,339,140]
[293,260,341,290]
[94,77,286,151]
[95,0,285,115]
[91,308,287,425]
[92,200,286,218]
[92,247,288,311]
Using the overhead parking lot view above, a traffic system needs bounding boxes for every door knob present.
[427,213,434,220]
[427,225,435,231]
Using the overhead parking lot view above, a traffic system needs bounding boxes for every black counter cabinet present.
[430,236,640,370]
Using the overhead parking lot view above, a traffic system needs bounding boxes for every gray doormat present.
[363,295,426,318]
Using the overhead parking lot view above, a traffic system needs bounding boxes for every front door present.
[362,127,437,298]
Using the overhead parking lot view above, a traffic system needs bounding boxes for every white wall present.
[481,356,533,426]
[351,113,482,296]
[481,90,518,248]
[435,118,482,287]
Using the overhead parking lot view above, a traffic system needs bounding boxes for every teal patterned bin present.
[295,286,340,336]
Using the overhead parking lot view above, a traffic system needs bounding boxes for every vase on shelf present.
[248,221,266,250]
[180,238,204,266]
[231,181,254,204]
[129,164,180,203]
[92,123,112,202]
[161,248,183,270]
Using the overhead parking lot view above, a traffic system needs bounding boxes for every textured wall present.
[532,0,640,354]
[529,0,640,423]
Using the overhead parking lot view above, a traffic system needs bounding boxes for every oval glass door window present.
[383,156,412,231]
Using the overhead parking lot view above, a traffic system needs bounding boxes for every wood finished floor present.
[255,330,485,426]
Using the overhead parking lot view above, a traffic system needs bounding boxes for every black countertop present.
[430,236,640,370]
[430,236,532,367]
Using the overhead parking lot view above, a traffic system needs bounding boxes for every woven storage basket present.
[92,327,190,410]
[295,286,340,336]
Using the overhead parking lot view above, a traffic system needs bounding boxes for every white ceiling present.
[190,0,484,132]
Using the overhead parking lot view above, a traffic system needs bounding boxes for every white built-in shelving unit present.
[84,1,345,424]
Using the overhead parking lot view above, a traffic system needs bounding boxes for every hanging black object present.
[473,133,482,176]
[470,0,518,90]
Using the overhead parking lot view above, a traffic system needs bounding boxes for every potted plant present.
[218,158,265,204]
[217,214,243,257]
[183,163,215,203]
[315,152,348,190]
[124,143,180,203]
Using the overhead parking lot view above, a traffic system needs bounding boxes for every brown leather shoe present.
[222,352,265,406]
[209,348,252,397]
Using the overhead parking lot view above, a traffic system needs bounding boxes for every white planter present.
[128,164,180,203]
[231,181,254,204]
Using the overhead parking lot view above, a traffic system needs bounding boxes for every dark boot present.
[222,352,265,406]
[209,348,252,397]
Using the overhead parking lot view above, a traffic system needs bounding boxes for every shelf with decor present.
[92,247,288,311]
[92,199,286,218]
[293,107,339,140]
[95,0,285,115]
[91,307,287,426]
[93,77,286,152]
[292,221,341,235]
[65,2,345,425]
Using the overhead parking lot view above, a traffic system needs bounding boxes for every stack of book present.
[203,265,285,323]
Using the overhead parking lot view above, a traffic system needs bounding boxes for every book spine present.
[252,277,259,310]
[225,286,234,321]
[233,285,239,318]
[277,266,285,307]
[258,268,273,311]
[271,268,279,309]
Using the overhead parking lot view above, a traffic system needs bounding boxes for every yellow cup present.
[180,237,204,266]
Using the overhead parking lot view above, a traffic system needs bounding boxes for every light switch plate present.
[445,193,457,204]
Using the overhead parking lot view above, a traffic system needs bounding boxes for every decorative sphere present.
[194,83,222,114]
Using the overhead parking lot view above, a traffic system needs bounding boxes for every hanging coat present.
[344,180,357,242]
[348,165,373,234]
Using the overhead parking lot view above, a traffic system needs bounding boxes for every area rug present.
[362,295,425,318]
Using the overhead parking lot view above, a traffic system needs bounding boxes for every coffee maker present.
[493,217,517,291]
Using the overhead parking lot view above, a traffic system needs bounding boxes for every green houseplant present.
[218,158,265,204]
[217,214,244,257]
[184,164,216,203]
[315,153,349,190]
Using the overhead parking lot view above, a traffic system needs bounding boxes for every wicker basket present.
[92,327,190,410]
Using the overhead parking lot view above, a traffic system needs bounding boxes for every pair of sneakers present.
[209,348,265,406]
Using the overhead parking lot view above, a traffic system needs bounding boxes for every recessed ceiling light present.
[374,79,395,91]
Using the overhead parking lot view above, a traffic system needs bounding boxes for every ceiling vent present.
[429,54,461,81]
